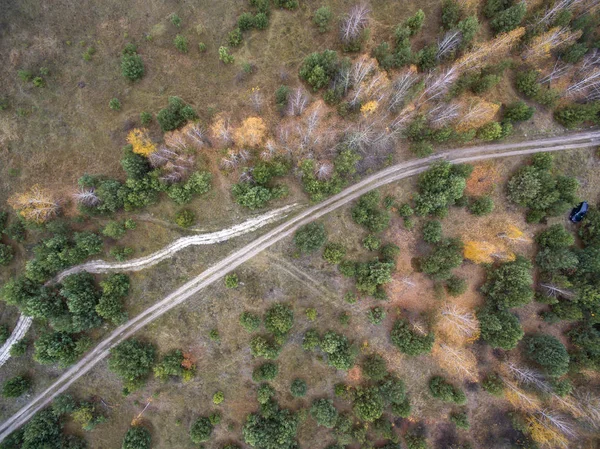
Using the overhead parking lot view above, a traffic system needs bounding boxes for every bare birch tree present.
[340,3,370,44]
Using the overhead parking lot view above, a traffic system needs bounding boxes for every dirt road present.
[1,131,598,441]
[0,205,298,368]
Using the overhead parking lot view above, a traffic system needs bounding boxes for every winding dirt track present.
[1,131,598,441]
[0,205,298,368]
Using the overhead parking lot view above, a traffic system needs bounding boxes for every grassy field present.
[0,0,599,447]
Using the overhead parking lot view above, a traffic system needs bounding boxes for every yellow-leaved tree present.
[234,117,267,147]
[127,128,156,156]
[8,185,61,224]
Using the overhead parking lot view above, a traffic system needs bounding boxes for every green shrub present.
[429,376,466,404]
[250,335,280,359]
[274,85,290,110]
[228,28,243,47]
[305,308,317,321]
[550,378,573,397]
[240,311,261,332]
[122,426,151,449]
[224,273,239,289]
[506,153,579,220]
[290,378,307,397]
[405,433,428,449]
[554,102,600,128]
[109,98,121,111]
[561,43,588,63]
[299,50,338,90]
[2,375,31,397]
[198,42,207,52]
[481,256,533,309]
[310,398,338,428]
[421,238,464,280]
[410,141,434,157]
[302,329,320,351]
[0,243,14,265]
[321,331,356,370]
[353,386,384,422]
[482,373,504,396]
[121,53,144,81]
[219,46,235,64]
[274,0,298,9]
[503,101,534,122]
[102,221,127,239]
[450,411,470,429]
[253,12,269,29]
[174,34,188,52]
[153,349,184,381]
[252,362,279,381]
[175,209,195,228]
[82,46,96,61]
[468,196,494,216]
[52,393,77,416]
[441,0,463,28]
[490,2,526,34]
[238,12,255,31]
[368,306,386,325]
[9,339,28,357]
[242,401,298,449]
[264,303,293,337]
[108,339,156,394]
[17,69,33,82]
[478,307,524,350]
[314,6,332,32]
[515,70,540,98]
[391,318,434,355]
[294,222,327,253]
[422,220,442,244]
[209,329,220,341]
[446,276,467,296]
[525,334,569,377]
[351,191,390,233]
[415,45,438,71]
[414,162,471,216]
[405,9,425,35]
[257,383,275,404]
[157,96,198,132]
[323,242,346,264]
[190,417,213,444]
[477,122,503,141]
[213,391,224,404]
[362,354,387,381]
[363,234,381,251]
[170,13,182,27]
[111,246,133,261]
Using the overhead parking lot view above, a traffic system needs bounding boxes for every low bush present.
[175,209,195,228]
[422,220,442,244]
[294,222,327,253]
[314,6,332,32]
[2,375,31,397]
[525,334,569,377]
[240,311,261,332]
[482,373,504,396]
[190,417,213,444]
[429,376,466,404]
[122,426,151,449]
[390,318,434,355]
[290,378,307,397]
[323,242,346,264]
[310,398,338,428]
[252,362,279,381]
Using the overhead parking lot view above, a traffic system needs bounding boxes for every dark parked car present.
[570,201,589,223]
